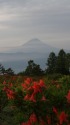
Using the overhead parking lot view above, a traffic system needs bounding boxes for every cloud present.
[0,0,70,49]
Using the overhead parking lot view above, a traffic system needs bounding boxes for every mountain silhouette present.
[0,38,69,73]
[0,38,59,53]
[21,38,56,53]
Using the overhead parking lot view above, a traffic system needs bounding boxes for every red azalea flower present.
[66,90,70,103]
[24,94,30,101]
[21,120,31,125]
[3,80,6,85]
[27,86,33,91]
[6,89,15,99]
[59,111,68,124]
[39,80,46,88]
[29,93,36,102]
[53,107,58,115]
[33,82,41,93]
[22,83,28,89]
[25,78,32,85]
[29,113,37,124]
[46,116,51,125]
[41,95,46,101]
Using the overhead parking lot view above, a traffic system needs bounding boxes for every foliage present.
[46,52,57,74]
[46,49,70,75]
[5,68,14,75]
[56,49,68,74]
[24,60,43,76]
[0,64,5,75]
[0,75,70,124]
[0,63,14,75]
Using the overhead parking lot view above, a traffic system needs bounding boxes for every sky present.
[0,0,70,50]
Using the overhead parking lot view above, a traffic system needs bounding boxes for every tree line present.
[0,49,70,75]
[19,49,70,76]
[46,49,70,74]
[0,65,14,75]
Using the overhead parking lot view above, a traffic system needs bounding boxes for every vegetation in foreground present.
[0,74,70,125]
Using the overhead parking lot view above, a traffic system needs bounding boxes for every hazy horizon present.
[0,0,70,50]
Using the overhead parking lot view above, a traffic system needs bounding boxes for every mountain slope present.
[21,38,58,53]
[0,38,59,53]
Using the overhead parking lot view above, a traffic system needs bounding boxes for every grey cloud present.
[0,0,70,49]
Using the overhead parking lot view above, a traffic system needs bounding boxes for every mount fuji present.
[0,38,68,73]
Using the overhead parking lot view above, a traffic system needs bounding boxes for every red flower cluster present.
[21,113,37,125]
[22,78,46,102]
[53,107,69,125]
[21,113,51,125]
[59,111,68,125]
[3,81,15,99]
[3,86,15,99]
